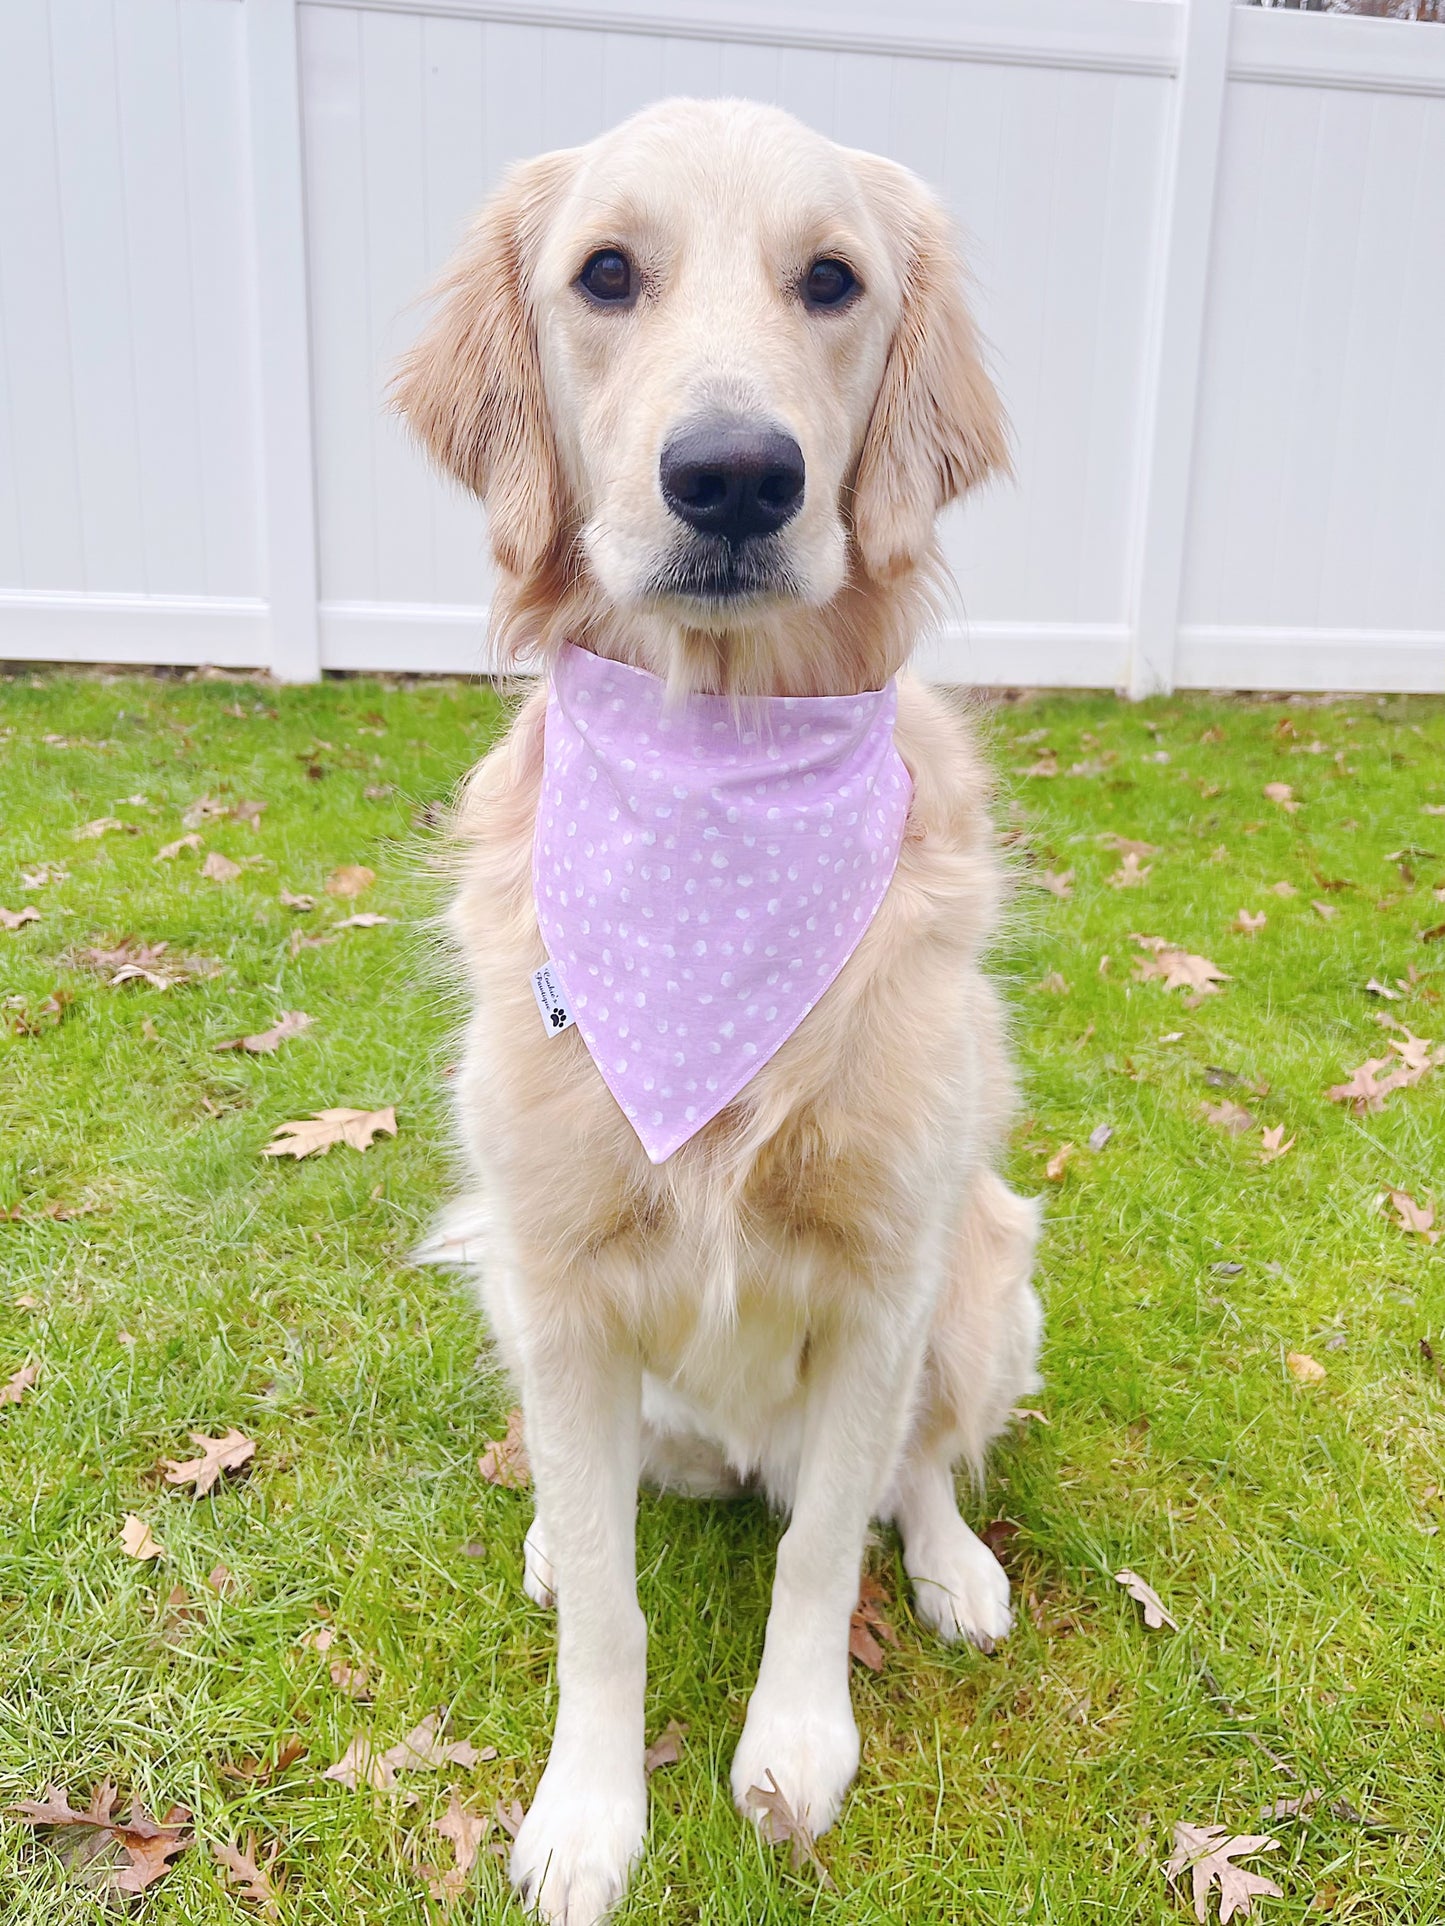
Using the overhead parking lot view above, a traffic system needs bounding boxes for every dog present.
[398,97,1043,1926]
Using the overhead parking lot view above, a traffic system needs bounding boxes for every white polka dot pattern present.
[533,644,913,1164]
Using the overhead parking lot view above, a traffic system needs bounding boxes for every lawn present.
[1,667,1443,1925]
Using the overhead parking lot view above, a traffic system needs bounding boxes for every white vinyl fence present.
[1,0,1443,692]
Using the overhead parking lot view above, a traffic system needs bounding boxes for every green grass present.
[1,668,1443,1924]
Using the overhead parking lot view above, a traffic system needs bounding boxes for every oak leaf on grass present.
[1286,1352,1326,1385]
[746,1771,835,1886]
[10,1786,193,1898]
[424,1792,488,1906]
[155,833,202,861]
[849,1572,900,1672]
[1259,1126,1296,1165]
[161,1428,256,1497]
[201,851,243,884]
[334,912,392,929]
[1036,869,1073,899]
[478,1409,530,1489]
[1115,1568,1178,1631]
[120,1514,166,1560]
[262,1107,396,1159]
[1164,1822,1283,1923]
[1,905,40,930]
[215,1011,312,1055]
[1388,1190,1439,1243]
[211,1833,283,1915]
[1107,852,1152,889]
[1263,783,1300,813]
[1,1360,38,1406]
[1131,936,1230,996]
[1202,1100,1255,1136]
[325,864,376,898]
[644,1721,687,1774]
[1230,910,1266,937]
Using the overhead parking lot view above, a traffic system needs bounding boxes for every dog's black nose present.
[659,422,805,542]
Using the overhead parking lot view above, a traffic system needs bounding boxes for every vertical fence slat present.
[1127,0,1234,697]
[246,0,320,681]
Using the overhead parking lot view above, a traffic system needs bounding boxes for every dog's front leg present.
[731,1266,937,1842]
[509,1335,646,1926]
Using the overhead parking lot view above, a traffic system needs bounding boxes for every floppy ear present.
[392,152,576,580]
[850,160,1009,582]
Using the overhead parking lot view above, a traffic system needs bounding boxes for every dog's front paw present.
[511,1753,646,1926]
[906,1523,1012,1651]
[731,1690,859,1841]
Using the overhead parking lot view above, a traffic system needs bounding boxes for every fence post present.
[245,0,321,683]
[1128,0,1234,698]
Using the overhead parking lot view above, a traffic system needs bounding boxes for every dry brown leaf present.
[210,1833,283,1915]
[1202,1100,1256,1136]
[1230,911,1266,937]
[261,1106,397,1159]
[1045,1143,1075,1183]
[1131,936,1230,996]
[426,1792,487,1904]
[20,863,68,888]
[381,1713,491,1774]
[155,834,202,861]
[1099,834,1159,859]
[326,864,376,898]
[1036,869,1074,899]
[1389,1190,1439,1244]
[494,1798,523,1840]
[73,817,135,840]
[1,1360,39,1406]
[1115,1568,1178,1631]
[1268,880,1297,897]
[278,889,314,911]
[10,1782,119,1830]
[1164,1822,1283,1923]
[1,905,40,930]
[120,1514,165,1560]
[478,1408,530,1489]
[323,1735,395,1794]
[745,1770,835,1886]
[329,1661,374,1701]
[1327,1035,1442,1113]
[12,1788,192,1898]
[300,1624,335,1653]
[1259,1126,1296,1165]
[1364,976,1401,1000]
[644,1720,688,1774]
[1311,900,1339,921]
[215,1011,312,1055]
[1263,783,1300,814]
[1286,1352,1326,1385]
[201,851,243,884]
[849,1571,900,1672]
[1020,753,1058,778]
[1108,852,1152,889]
[161,1428,256,1497]
[333,912,392,929]
[208,1563,237,1595]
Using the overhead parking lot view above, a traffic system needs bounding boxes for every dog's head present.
[394,98,1006,687]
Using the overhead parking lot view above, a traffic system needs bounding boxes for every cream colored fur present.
[401,98,1042,1926]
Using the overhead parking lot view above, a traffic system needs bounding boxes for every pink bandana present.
[533,643,912,1163]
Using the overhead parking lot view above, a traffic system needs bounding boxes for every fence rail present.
[1,0,1442,690]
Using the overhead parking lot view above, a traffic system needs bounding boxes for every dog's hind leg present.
[886,1168,1042,1649]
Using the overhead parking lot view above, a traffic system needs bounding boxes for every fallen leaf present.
[1264,1791,1322,1821]
[494,1799,523,1840]
[380,1713,491,1774]
[1045,1143,1075,1182]
[11,1788,192,1898]
[182,795,229,829]
[1202,1100,1256,1136]
[745,1770,834,1886]
[20,863,68,888]
[1364,977,1401,1000]
[10,1783,118,1830]
[1164,1821,1283,1923]
[1088,1123,1114,1152]
[1011,1406,1050,1425]
[1259,1126,1296,1165]
[1311,900,1339,921]
[1263,783,1300,813]
[1115,1568,1178,1631]
[1,1360,39,1406]
[161,1427,256,1497]
[1269,880,1297,897]
[120,1514,166,1560]
[329,1661,374,1701]
[1037,970,1069,994]
[1286,1352,1326,1385]
[1420,921,1445,943]
[1036,869,1073,898]
[1108,852,1152,889]
[426,1792,486,1904]
[478,1408,530,1489]
[1230,911,1266,937]
[202,851,243,884]
[215,1011,312,1055]
[1099,834,1159,859]
[323,1735,395,1794]
[1327,1036,1442,1113]
[1131,937,1230,996]
[848,1571,900,1672]
[155,834,202,861]
[644,1720,687,1774]
[211,1833,283,1914]
[1,905,40,930]
[333,912,392,929]
[1020,753,1058,778]
[73,817,134,840]
[1389,1190,1439,1244]
[207,1563,237,1595]
[300,1624,335,1653]
[261,1107,397,1159]
[1423,804,1445,817]
[279,889,315,911]
[326,865,376,898]
[232,800,266,830]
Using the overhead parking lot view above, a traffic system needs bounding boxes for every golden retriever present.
[399,97,1042,1926]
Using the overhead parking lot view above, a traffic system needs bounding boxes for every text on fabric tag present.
[530,961,575,1036]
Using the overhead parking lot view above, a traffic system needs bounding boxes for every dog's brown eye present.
[802,258,857,309]
[578,249,633,305]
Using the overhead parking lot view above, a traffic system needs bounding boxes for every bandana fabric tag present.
[533,643,912,1163]
[530,960,575,1036]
